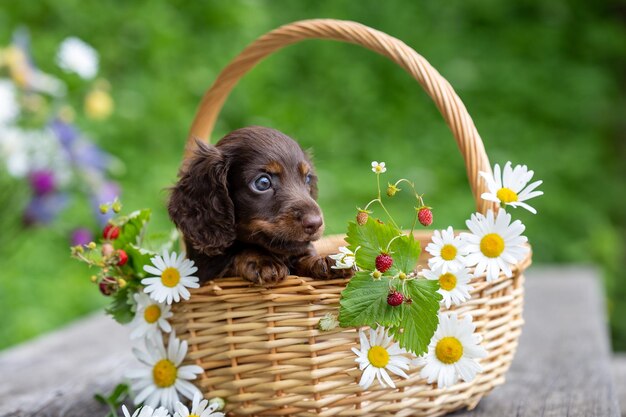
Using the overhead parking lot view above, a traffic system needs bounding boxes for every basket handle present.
[185,19,496,214]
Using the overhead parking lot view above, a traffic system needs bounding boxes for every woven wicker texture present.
[172,19,530,416]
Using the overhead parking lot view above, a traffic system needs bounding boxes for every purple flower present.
[23,193,68,225]
[71,228,93,246]
[29,170,56,196]
[50,118,78,148]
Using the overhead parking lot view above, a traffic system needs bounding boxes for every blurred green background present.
[0,1,624,350]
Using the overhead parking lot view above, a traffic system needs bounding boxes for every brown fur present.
[168,126,354,285]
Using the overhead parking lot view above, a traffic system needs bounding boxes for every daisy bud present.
[317,313,339,331]
[386,183,400,197]
[87,241,97,250]
[208,397,226,411]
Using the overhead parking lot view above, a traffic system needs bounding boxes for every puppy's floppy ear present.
[168,141,235,256]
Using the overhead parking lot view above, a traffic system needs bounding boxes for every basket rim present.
[186,231,532,301]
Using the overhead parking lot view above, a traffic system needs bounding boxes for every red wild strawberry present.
[418,207,433,227]
[375,253,393,273]
[103,223,120,240]
[99,282,113,296]
[356,211,369,226]
[116,249,128,266]
[387,290,404,306]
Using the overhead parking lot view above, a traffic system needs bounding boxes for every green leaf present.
[390,279,442,356]
[388,233,421,275]
[345,217,401,273]
[105,287,135,324]
[94,383,130,417]
[113,209,151,249]
[141,229,180,253]
[124,243,155,279]
[345,217,421,276]
[338,272,403,328]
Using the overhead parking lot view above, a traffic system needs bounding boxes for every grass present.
[0,0,625,349]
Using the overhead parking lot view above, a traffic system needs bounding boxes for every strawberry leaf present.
[113,209,151,249]
[124,243,155,279]
[388,233,421,274]
[105,286,136,324]
[389,278,441,355]
[345,217,401,274]
[338,272,403,328]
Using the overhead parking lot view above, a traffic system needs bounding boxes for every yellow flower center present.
[161,267,181,287]
[438,273,457,291]
[496,187,518,204]
[189,415,200,417]
[152,359,178,388]
[435,337,464,364]
[440,244,457,261]
[367,345,390,368]
[480,233,505,258]
[143,304,161,324]
[375,165,383,173]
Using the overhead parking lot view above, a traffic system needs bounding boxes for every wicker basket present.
[171,19,532,417]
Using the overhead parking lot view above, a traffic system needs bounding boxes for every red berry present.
[375,253,393,273]
[116,249,128,266]
[99,282,113,296]
[387,290,404,306]
[418,207,433,227]
[103,224,120,240]
[356,211,369,226]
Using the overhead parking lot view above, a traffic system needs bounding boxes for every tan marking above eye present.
[298,161,310,176]
[265,161,282,174]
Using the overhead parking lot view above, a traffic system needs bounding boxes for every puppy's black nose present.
[302,214,323,234]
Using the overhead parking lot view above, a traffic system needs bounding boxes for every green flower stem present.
[385,234,405,253]
[375,173,400,229]
[409,208,419,237]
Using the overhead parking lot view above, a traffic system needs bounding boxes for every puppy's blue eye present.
[305,174,312,185]
[253,174,272,192]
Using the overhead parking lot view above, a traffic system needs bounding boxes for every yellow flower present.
[85,89,113,120]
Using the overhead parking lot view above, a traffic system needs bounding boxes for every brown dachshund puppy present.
[168,126,353,285]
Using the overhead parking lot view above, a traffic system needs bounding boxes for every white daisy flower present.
[351,326,411,390]
[56,37,99,79]
[142,251,200,304]
[174,391,225,417]
[425,226,469,273]
[422,265,473,309]
[130,292,173,340]
[417,313,487,388]
[127,331,203,412]
[480,161,543,214]
[461,209,529,282]
[0,79,19,126]
[122,404,171,417]
[371,161,386,174]
[329,246,356,270]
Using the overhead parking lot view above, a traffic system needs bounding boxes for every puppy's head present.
[168,126,323,256]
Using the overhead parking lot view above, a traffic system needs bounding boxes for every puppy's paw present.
[304,255,355,280]
[240,257,289,286]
